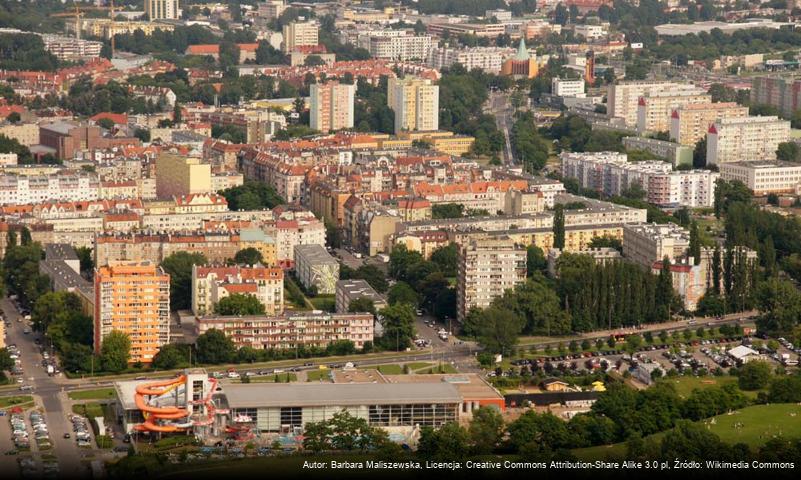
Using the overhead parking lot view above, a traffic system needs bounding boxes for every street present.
[488,90,516,166]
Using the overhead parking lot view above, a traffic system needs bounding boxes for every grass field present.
[574,404,801,460]
[404,362,433,372]
[658,375,760,399]
[72,402,105,419]
[68,388,116,401]
[308,296,335,312]
[377,364,403,375]
[0,395,33,409]
[246,373,297,383]
[306,370,332,382]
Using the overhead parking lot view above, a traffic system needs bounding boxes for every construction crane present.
[50,4,111,40]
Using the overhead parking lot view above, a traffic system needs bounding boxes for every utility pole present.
[109,0,116,57]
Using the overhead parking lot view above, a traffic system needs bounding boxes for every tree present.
[587,235,623,252]
[776,141,801,162]
[431,203,464,219]
[173,102,183,124]
[214,293,265,316]
[430,243,458,277]
[737,360,772,390]
[418,422,470,461]
[0,348,14,382]
[100,330,131,373]
[195,328,236,364]
[468,406,504,454]
[526,245,547,275]
[377,303,416,351]
[387,281,419,307]
[689,221,701,265]
[233,247,264,265]
[692,137,707,168]
[152,343,191,370]
[347,297,375,315]
[553,205,565,250]
[476,306,524,355]
[160,252,208,311]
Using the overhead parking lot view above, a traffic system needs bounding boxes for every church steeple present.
[515,38,530,61]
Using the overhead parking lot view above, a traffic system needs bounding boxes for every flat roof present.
[222,382,462,409]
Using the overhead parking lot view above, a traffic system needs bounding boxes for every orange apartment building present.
[93,262,171,364]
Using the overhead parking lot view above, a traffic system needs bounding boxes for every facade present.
[551,78,585,97]
[155,153,212,199]
[751,76,801,118]
[335,279,387,314]
[608,81,695,128]
[293,244,339,295]
[282,21,319,54]
[0,172,99,205]
[196,312,374,350]
[40,34,103,61]
[621,136,693,167]
[93,262,170,364]
[387,76,439,134]
[368,34,433,62]
[706,116,790,166]
[636,89,711,134]
[669,102,748,146]
[309,82,356,133]
[0,123,39,146]
[622,222,690,268]
[501,39,538,79]
[456,235,527,322]
[428,46,512,74]
[191,264,285,317]
[145,0,179,20]
[560,151,718,207]
[719,161,801,195]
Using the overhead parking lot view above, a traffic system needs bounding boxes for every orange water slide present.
[134,376,190,432]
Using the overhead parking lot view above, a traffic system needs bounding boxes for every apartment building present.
[0,172,99,205]
[40,34,103,61]
[669,102,748,146]
[94,231,247,266]
[621,136,693,167]
[706,116,790,166]
[560,151,718,207]
[196,312,374,350]
[719,161,801,195]
[155,153,212,199]
[282,21,319,54]
[145,0,179,20]
[368,34,433,62]
[750,76,801,118]
[257,0,286,21]
[387,77,439,134]
[39,121,139,160]
[335,279,387,314]
[608,81,696,128]
[622,222,690,268]
[310,81,356,133]
[191,264,284,317]
[93,262,170,364]
[269,215,326,265]
[456,236,527,322]
[0,122,39,146]
[294,244,339,295]
[551,78,585,97]
[428,46,513,74]
[636,88,711,134]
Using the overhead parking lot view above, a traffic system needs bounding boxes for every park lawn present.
[306,370,331,382]
[72,402,105,419]
[377,364,403,375]
[404,362,433,372]
[68,388,116,401]
[0,395,33,408]
[308,296,335,312]
[658,375,756,399]
[573,404,801,460]
[420,363,458,374]
[247,373,297,383]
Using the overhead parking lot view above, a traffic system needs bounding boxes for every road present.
[2,297,85,478]
[488,90,516,166]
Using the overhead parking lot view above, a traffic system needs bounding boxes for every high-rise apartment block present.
[750,76,801,118]
[258,0,286,21]
[608,81,696,128]
[456,236,526,322]
[282,21,319,54]
[146,0,179,20]
[93,262,170,364]
[669,102,749,146]
[387,77,439,134]
[155,153,212,199]
[310,81,356,133]
[706,116,790,166]
[636,89,711,134]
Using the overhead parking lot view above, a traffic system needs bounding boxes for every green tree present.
[737,360,772,390]
[377,303,416,351]
[347,297,375,315]
[160,252,208,311]
[151,343,192,370]
[100,330,131,373]
[526,245,547,275]
[475,306,524,355]
[430,243,458,277]
[468,406,505,455]
[387,281,419,307]
[776,141,801,162]
[233,247,264,265]
[553,205,565,250]
[418,422,470,461]
[214,293,266,316]
[195,328,236,364]
[689,221,701,265]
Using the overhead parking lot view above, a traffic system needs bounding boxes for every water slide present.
[133,375,218,433]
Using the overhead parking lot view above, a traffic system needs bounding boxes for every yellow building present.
[387,76,439,134]
[155,153,212,200]
[93,262,170,364]
[80,19,175,39]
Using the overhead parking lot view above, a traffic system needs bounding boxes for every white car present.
[227,371,240,379]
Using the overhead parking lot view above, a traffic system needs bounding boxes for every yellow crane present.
[50,1,116,55]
